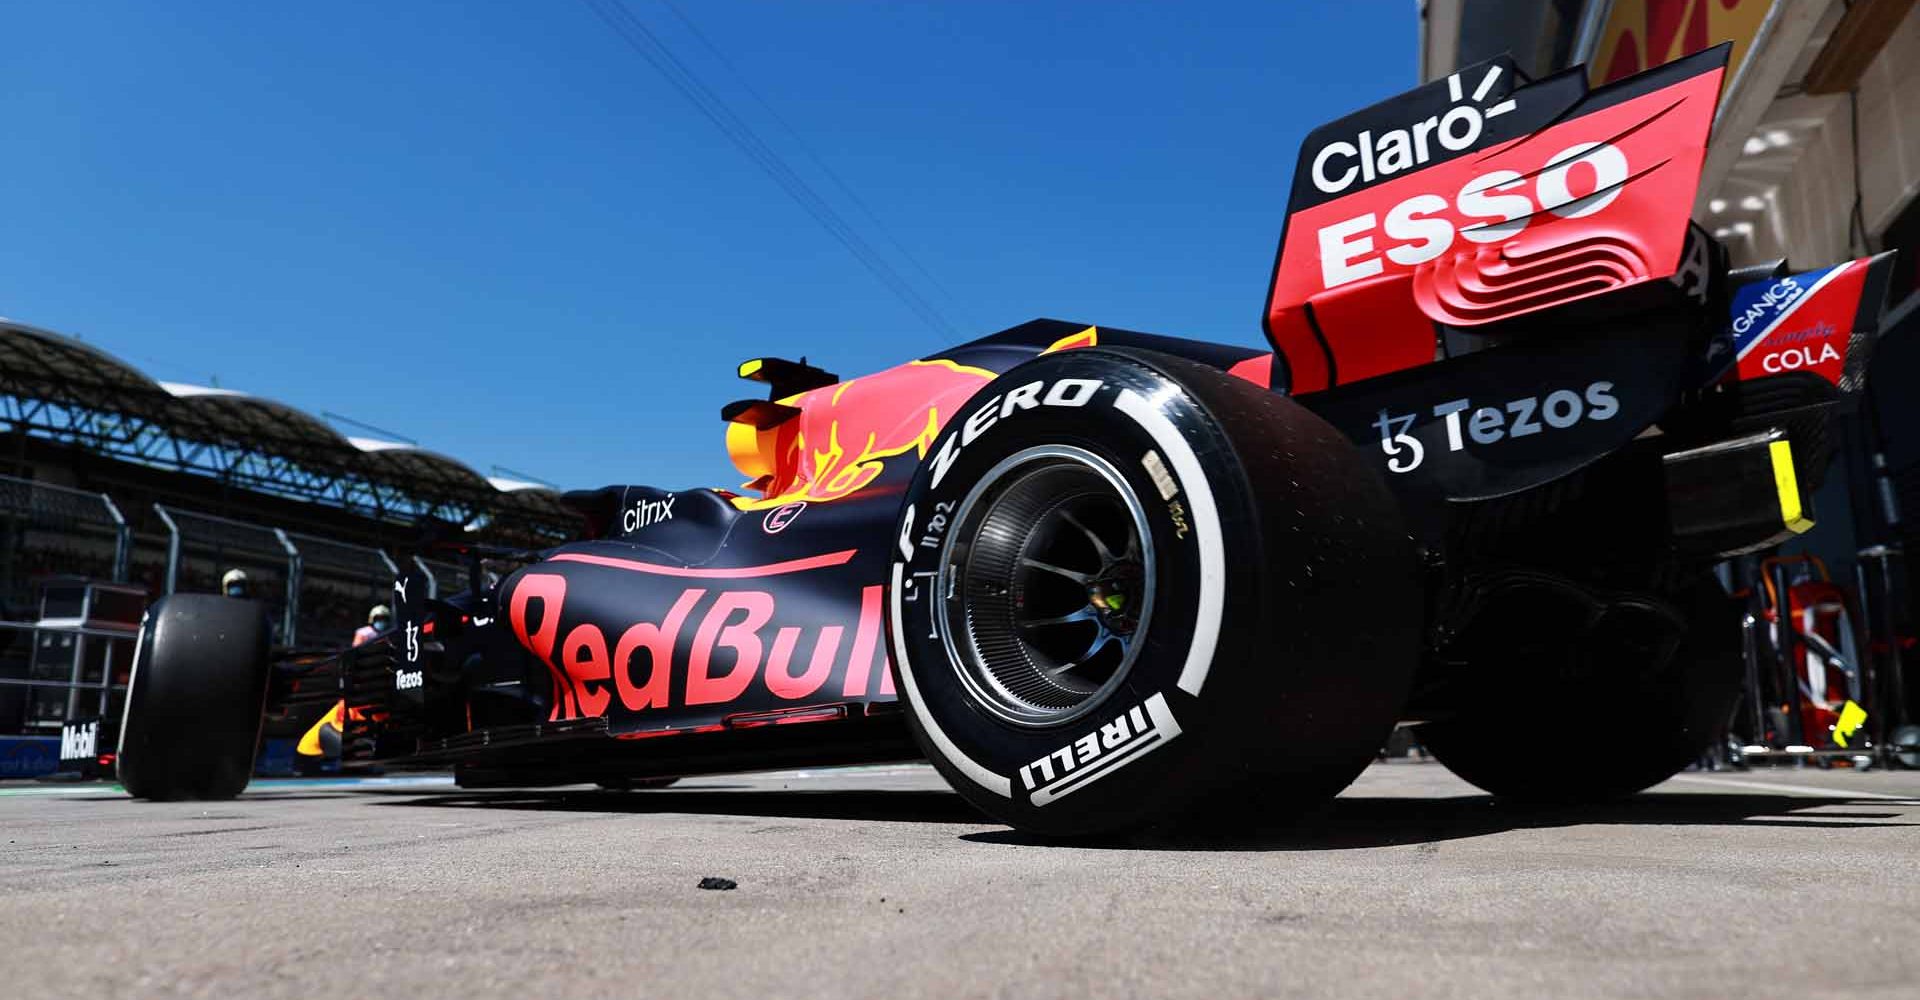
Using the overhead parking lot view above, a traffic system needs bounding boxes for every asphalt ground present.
[2,761,1917,1000]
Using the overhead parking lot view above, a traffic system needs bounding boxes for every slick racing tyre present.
[1419,577,1744,801]
[117,594,271,801]
[888,348,1420,837]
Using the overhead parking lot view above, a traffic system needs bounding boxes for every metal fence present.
[0,473,129,615]
[285,530,397,649]
[154,503,297,640]
[1,487,507,736]
[0,620,136,736]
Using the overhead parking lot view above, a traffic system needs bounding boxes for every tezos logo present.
[1374,380,1620,474]
[60,720,98,761]
[1311,64,1516,195]
[395,669,424,691]
[763,501,807,534]
[623,493,676,533]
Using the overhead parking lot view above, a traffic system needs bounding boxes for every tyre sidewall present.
[889,351,1263,835]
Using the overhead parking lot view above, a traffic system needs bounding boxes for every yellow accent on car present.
[1834,700,1868,748]
[1768,439,1814,534]
[908,357,999,379]
[296,700,345,757]
[1040,326,1099,354]
[738,359,764,379]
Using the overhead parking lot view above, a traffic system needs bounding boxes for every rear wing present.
[1266,45,1730,393]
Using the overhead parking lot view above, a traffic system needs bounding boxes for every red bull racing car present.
[115,47,1899,836]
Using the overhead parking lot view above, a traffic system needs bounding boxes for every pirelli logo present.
[1020,693,1182,806]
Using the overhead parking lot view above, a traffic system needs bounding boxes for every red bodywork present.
[1266,50,1726,392]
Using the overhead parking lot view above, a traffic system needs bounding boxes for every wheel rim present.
[937,445,1154,727]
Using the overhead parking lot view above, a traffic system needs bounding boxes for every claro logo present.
[1310,64,1517,195]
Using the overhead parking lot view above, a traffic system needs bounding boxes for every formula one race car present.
[114,46,1899,836]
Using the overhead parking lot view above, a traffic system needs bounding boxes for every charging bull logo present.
[731,357,995,509]
[508,571,891,723]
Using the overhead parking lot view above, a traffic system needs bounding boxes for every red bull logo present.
[508,571,891,722]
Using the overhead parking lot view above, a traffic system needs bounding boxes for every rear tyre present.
[117,595,271,801]
[888,348,1421,837]
[1419,577,1744,801]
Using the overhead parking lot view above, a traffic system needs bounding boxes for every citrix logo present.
[623,493,676,533]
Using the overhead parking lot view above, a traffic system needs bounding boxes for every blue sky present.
[0,1,1415,492]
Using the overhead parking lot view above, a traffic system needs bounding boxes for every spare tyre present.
[887,347,1420,837]
[117,594,271,801]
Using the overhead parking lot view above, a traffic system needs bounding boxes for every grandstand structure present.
[0,318,582,737]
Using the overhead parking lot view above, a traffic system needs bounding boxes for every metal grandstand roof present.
[0,319,577,538]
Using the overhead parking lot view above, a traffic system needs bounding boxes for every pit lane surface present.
[2,762,1917,999]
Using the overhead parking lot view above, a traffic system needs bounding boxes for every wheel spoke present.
[1057,508,1117,564]
[1021,607,1096,629]
[1021,556,1092,585]
[1048,621,1116,669]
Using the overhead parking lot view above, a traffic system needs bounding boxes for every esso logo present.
[1318,142,1629,290]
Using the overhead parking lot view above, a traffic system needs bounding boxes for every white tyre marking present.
[1025,693,1182,806]
[889,562,1012,797]
[1113,387,1224,696]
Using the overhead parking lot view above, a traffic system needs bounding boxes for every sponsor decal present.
[1268,50,1725,391]
[508,573,890,721]
[1317,140,1630,290]
[1722,262,1863,388]
[59,720,98,762]
[623,493,676,533]
[1669,226,1711,304]
[1374,380,1620,474]
[762,501,807,534]
[927,378,1104,489]
[1020,693,1182,806]
[395,669,424,691]
[1310,64,1517,197]
[404,620,421,663]
[1732,272,1810,337]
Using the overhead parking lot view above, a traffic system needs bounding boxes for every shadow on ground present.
[967,791,1919,851]
[370,787,990,825]
[362,784,1918,849]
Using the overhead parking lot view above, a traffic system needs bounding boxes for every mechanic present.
[221,567,250,599]
[353,604,392,647]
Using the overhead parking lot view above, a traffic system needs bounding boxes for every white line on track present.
[1665,773,1920,802]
